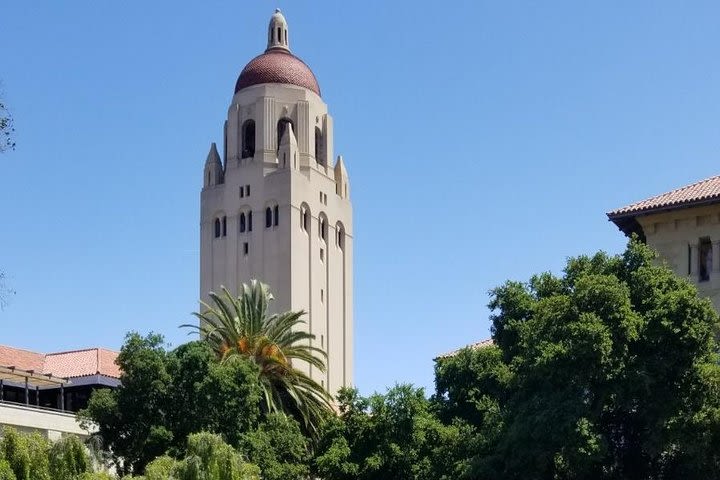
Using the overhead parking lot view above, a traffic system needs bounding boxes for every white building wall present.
[0,403,93,440]
[638,204,720,311]
[200,83,353,394]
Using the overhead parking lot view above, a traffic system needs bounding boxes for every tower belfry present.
[199,10,353,393]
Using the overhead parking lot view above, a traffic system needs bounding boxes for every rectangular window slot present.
[243,242,249,256]
[246,185,250,196]
[239,187,244,198]
[699,237,712,282]
[320,289,324,303]
[320,248,325,262]
[321,334,324,348]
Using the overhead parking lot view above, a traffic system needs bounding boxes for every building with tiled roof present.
[608,174,720,311]
[0,345,120,413]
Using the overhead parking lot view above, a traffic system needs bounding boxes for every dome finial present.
[267,9,290,51]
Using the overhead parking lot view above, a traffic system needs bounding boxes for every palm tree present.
[184,280,332,436]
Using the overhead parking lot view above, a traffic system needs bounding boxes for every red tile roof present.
[436,338,494,360]
[235,49,321,96]
[608,175,720,218]
[0,345,120,379]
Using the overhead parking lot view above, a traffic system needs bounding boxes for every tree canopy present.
[188,281,333,437]
[439,239,720,479]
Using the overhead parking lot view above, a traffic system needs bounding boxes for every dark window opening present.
[239,213,246,233]
[240,186,244,198]
[319,218,327,241]
[243,242,249,256]
[277,27,282,43]
[242,120,255,158]
[222,216,227,237]
[246,185,250,196]
[214,218,221,238]
[315,126,325,165]
[274,205,279,226]
[248,211,253,231]
[699,238,712,282]
[277,118,294,150]
[337,228,345,249]
[266,207,273,228]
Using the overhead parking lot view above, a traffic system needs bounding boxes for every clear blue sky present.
[3,1,720,395]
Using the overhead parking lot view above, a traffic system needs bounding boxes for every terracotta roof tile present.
[0,345,120,380]
[436,338,494,359]
[235,49,321,96]
[0,346,45,372]
[608,174,720,218]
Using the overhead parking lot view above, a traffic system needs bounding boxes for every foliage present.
[143,455,177,480]
[77,474,114,480]
[239,413,310,480]
[80,334,262,475]
[49,435,91,480]
[174,432,260,480]
[313,385,474,480]
[0,98,14,153]
[0,428,30,480]
[79,332,172,474]
[471,239,720,479]
[0,460,14,480]
[188,281,332,437]
[25,433,50,480]
[165,342,261,449]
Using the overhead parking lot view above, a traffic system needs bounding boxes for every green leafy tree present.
[313,385,473,480]
[48,435,90,480]
[144,455,177,480]
[239,413,310,480]
[471,240,720,479]
[80,334,262,475]
[80,332,172,474]
[77,474,114,480]
[0,460,15,480]
[0,428,30,480]
[25,433,50,480]
[188,280,332,437]
[175,432,260,480]
[165,341,261,449]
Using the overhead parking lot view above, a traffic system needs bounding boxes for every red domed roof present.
[235,49,321,96]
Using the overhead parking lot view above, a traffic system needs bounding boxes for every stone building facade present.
[199,10,353,394]
[608,174,720,311]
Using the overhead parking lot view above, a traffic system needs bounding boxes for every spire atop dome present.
[267,9,289,51]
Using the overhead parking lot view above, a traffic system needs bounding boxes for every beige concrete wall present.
[638,204,720,310]
[200,83,353,395]
[0,403,94,440]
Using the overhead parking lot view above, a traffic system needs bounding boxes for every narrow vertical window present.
[222,216,227,237]
[241,120,255,158]
[277,118,293,150]
[243,242,249,255]
[239,213,246,233]
[214,218,221,238]
[688,244,692,275]
[319,218,327,241]
[266,207,272,228]
[277,27,282,43]
[699,237,712,282]
[240,186,244,198]
[246,185,250,197]
[274,205,279,226]
[248,211,253,232]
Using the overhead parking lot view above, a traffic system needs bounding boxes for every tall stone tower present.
[199,10,353,393]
